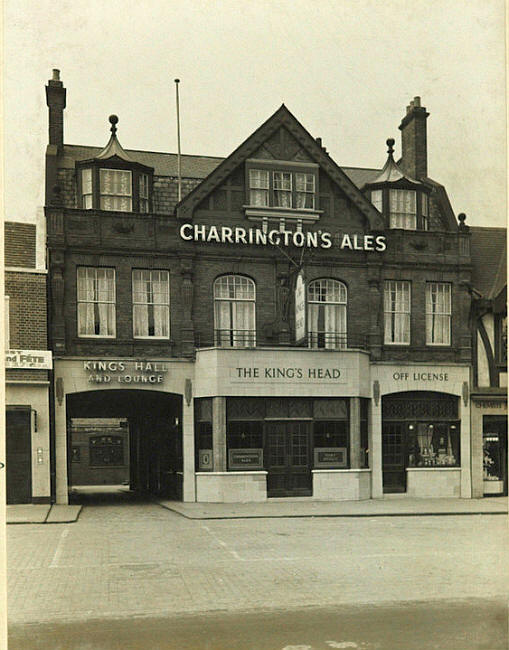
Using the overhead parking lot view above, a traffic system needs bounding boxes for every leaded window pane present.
[99,169,132,212]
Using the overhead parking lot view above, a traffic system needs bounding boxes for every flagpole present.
[175,78,182,203]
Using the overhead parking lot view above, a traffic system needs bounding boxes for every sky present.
[3,0,507,227]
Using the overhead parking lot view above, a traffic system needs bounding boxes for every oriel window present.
[389,189,416,230]
[77,267,116,337]
[132,270,170,338]
[81,168,93,209]
[99,169,132,212]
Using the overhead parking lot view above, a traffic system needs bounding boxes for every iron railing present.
[195,329,368,350]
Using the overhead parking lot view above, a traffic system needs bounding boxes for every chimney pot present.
[52,69,60,81]
[413,96,421,107]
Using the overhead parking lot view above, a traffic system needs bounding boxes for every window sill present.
[244,206,322,222]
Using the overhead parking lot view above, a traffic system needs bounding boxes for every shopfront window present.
[407,422,460,467]
[214,275,256,347]
[483,415,507,495]
[307,279,347,349]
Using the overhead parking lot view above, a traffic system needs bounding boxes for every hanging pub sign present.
[295,270,306,345]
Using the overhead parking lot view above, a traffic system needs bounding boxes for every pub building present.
[45,69,478,504]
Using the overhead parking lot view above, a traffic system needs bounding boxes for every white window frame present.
[295,172,315,209]
[81,168,93,209]
[132,270,170,339]
[426,282,451,346]
[273,171,292,208]
[214,275,256,348]
[307,279,347,350]
[139,174,149,213]
[371,189,383,213]
[421,194,429,231]
[99,169,132,212]
[389,189,417,230]
[77,267,116,338]
[384,281,411,345]
[249,169,269,207]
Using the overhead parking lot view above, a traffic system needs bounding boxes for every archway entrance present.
[66,390,182,499]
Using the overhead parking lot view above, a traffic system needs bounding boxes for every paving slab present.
[157,496,508,519]
[45,505,82,523]
[6,505,50,524]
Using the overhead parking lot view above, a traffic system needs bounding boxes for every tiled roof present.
[470,227,507,299]
[61,145,224,179]
[62,145,382,189]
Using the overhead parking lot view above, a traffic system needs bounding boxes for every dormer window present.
[76,115,153,214]
[365,139,431,231]
[389,189,416,230]
[100,169,132,211]
[245,160,319,217]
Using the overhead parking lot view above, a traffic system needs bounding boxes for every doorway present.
[483,415,508,496]
[266,421,312,497]
[66,390,182,499]
[6,407,32,504]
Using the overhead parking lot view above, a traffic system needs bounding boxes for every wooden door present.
[266,421,312,497]
[382,422,407,493]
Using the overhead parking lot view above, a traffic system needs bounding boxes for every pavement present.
[6,504,82,524]
[6,489,507,523]
[158,495,508,519]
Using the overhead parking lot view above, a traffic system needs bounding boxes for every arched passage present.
[66,390,183,498]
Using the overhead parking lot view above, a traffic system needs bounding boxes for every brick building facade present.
[45,69,483,504]
[5,217,52,503]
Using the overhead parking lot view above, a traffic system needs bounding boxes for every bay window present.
[389,189,416,229]
[132,270,170,338]
[426,282,451,345]
[214,275,256,347]
[77,161,153,212]
[77,267,116,337]
[308,279,347,349]
[81,169,93,209]
[100,169,132,211]
[384,281,411,345]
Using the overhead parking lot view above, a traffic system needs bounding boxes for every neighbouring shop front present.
[471,394,508,497]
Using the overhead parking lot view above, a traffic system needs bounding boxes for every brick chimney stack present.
[45,69,66,150]
[398,96,429,179]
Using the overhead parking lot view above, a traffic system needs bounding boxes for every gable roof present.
[174,104,385,229]
[470,226,507,300]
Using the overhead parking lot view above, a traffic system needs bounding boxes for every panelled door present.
[266,421,312,497]
[6,408,32,504]
[382,422,407,493]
